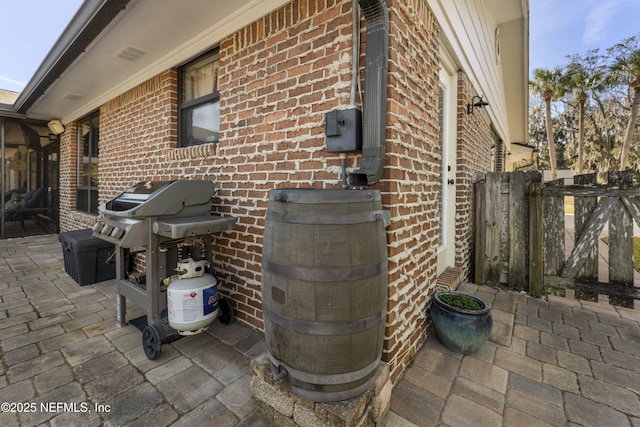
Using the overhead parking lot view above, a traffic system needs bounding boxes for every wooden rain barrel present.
[261,188,389,402]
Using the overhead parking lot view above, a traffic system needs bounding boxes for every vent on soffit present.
[114,45,147,61]
[63,93,83,100]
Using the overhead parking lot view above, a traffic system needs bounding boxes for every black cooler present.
[59,229,116,286]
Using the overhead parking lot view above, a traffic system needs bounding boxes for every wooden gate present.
[474,171,640,307]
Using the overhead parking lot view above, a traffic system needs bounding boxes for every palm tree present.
[608,37,640,170]
[611,49,640,170]
[565,52,607,174]
[530,67,568,180]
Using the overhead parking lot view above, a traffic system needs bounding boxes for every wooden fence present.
[474,171,640,307]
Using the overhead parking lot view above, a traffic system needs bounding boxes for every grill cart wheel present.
[142,325,161,360]
[218,298,234,325]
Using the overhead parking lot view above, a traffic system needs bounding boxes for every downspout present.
[349,0,389,187]
[340,0,361,190]
[349,0,360,108]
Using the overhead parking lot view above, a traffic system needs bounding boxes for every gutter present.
[0,104,25,119]
[349,0,389,187]
[14,0,132,115]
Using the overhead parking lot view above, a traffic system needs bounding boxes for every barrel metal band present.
[266,210,390,226]
[267,351,380,385]
[270,189,381,204]
[263,259,388,282]
[263,304,386,336]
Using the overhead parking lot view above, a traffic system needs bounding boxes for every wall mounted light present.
[467,96,489,114]
[47,120,65,135]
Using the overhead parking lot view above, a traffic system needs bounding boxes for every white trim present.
[428,0,509,144]
[436,47,458,275]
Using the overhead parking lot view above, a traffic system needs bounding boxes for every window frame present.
[76,110,100,214]
[178,48,221,147]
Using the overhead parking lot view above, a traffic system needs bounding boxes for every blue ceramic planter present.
[430,291,493,354]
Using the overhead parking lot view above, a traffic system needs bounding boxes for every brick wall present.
[58,0,493,383]
[58,122,92,232]
[455,74,493,277]
[99,72,178,192]
[213,0,358,328]
[495,138,505,172]
[381,0,440,380]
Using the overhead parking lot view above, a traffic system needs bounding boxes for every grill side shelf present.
[152,216,236,239]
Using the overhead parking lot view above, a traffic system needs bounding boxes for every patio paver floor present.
[0,234,638,426]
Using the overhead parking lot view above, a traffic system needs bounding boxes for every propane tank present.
[166,259,219,335]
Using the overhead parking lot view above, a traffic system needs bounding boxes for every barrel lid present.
[269,188,380,204]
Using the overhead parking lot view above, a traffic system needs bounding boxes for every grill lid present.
[101,180,215,218]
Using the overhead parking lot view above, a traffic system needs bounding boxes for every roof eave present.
[0,104,25,119]
[14,0,132,115]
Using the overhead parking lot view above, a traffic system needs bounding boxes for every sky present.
[530,0,640,72]
[0,0,639,94]
[0,0,83,93]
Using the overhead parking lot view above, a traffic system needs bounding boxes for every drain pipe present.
[349,0,360,108]
[340,0,361,190]
[349,0,389,187]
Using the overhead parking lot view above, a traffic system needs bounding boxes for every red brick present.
[57,0,494,382]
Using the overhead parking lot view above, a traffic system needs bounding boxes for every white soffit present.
[27,0,291,122]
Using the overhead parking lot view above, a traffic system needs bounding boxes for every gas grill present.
[92,180,235,359]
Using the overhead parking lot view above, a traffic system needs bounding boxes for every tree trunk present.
[619,84,640,170]
[577,94,586,174]
[545,97,557,180]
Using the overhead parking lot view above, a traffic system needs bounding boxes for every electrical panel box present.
[325,108,362,153]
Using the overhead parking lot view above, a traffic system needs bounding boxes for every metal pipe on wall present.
[349,0,389,187]
[341,0,362,190]
[349,0,360,108]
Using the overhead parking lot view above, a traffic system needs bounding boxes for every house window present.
[77,112,99,213]
[179,49,220,147]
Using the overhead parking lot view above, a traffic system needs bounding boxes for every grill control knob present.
[101,224,114,235]
[110,227,124,239]
[92,222,103,232]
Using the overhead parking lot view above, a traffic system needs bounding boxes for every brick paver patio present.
[0,235,639,426]
[389,283,640,427]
